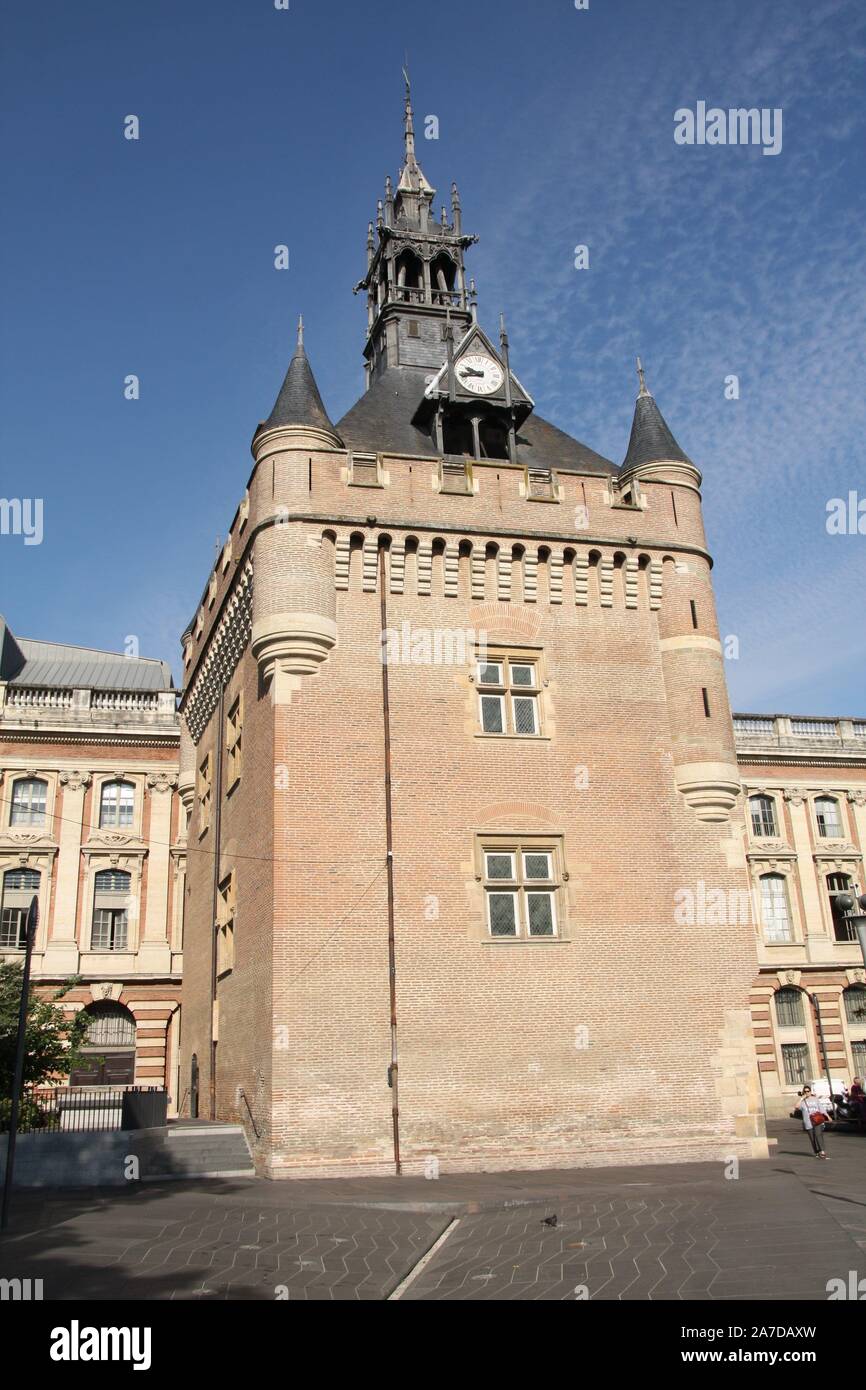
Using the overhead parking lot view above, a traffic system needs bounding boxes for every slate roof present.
[258,334,342,441]
[622,391,690,471]
[0,622,173,692]
[336,367,617,476]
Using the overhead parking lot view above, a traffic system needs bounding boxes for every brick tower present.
[178,83,767,1175]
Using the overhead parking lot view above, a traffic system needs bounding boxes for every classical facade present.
[734,713,866,1116]
[0,617,184,1105]
[177,85,767,1176]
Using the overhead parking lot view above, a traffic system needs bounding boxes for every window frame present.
[759,872,794,944]
[477,836,566,942]
[0,867,42,951]
[98,779,135,830]
[90,868,132,952]
[197,752,213,836]
[226,692,243,792]
[774,986,805,1029]
[475,652,543,739]
[781,1042,811,1088]
[217,870,236,976]
[9,777,48,828]
[749,794,779,839]
[815,796,844,840]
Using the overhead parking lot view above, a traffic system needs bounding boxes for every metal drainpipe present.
[378,541,401,1176]
[209,684,225,1120]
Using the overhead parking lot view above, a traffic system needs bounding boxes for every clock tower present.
[354,78,533,463]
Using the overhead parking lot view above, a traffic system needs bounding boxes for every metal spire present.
[636,356,650,398]
[297,315,304,352]
[402,62,415,162]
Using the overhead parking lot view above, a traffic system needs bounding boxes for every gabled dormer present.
[415,320,533,462]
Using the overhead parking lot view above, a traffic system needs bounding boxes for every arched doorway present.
[69,1001,137,1086]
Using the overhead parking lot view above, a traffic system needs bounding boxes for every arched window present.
[394,250,423,303]
[815,797,843,838]
[91,870,132,951]
[10,778,47,827]
[760,873,793,943]
[99,780,135,829]
[430,252,457,304]
[843,985,866,1026]
[84,1002,136,1048]
[775,986,804,1028]
[827,872,856,942]
[69,1002,137,1087]
[1,868,41,950]
[749,794,778,838]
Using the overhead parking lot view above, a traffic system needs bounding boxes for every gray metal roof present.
[3,633,173,692]
[336,367,617,475]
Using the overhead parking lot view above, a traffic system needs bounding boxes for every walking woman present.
[798,1085,830,1159]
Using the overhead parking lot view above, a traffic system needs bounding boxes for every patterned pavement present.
[1,1122,864,1300]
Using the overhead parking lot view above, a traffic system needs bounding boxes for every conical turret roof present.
[622,360,690,471]
[260,318,342,440]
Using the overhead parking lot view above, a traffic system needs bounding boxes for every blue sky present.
[1,0,864,713]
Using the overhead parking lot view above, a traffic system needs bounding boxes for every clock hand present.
[458,367,484,378]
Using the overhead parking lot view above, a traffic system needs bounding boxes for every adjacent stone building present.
[735,713,866,1115]
[177,86,767,1175]
[0,617,184,1104]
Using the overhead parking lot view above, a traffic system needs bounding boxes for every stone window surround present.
[470,642,548,741]
[746,787,783,842]
[226,691,243,794]
[79,850,145,958]
[815,858,864,942]
[0,849,56,957]
[217,869,235,976]
[749,859,802,947]
[89,771,145,840]
[2,769,58,832]
[472,831,569,944]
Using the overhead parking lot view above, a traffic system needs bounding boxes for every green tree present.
[0,962,90,1100]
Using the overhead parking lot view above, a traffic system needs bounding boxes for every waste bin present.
[121,1088,168,1130]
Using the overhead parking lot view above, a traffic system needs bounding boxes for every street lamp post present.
[837,892,866,972]
[1,894,39,1231]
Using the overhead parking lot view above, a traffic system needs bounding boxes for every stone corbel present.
[783,788,808,806]
[147,771,179,796]
[674,763,741,823]
[59,771,92,792]
[252,613,337,705]
[847,790,866,807]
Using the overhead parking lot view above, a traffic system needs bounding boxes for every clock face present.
[456,353,504,396]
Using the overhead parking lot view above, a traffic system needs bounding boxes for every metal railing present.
[0,1085,165,1135]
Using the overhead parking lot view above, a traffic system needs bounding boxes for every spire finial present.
[402,60,415,160]
[636,356,650,397]
[297,315,304,351]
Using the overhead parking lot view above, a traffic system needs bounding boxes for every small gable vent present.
[526,467,557,501]
[349,453,382,488]
[440,458,473,495]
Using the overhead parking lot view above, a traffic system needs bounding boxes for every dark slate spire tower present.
[621,357,690,476]
[252,316,342,459]
[354,76,478,387]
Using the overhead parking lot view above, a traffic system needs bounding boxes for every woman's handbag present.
[811,1112,828,1127]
